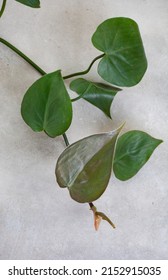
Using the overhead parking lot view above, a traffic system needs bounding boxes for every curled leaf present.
[96,212,115,229]
[70,78,121,118]
[90,205,115,231]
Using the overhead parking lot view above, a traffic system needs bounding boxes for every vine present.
[0,1,163,230]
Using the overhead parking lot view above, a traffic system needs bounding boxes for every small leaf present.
[15,0,40,8]
[90,204,115,230]
[56,125,123,203]
[93,213,102,231]
[92,17,147,87]
[96,212,116,229]
[70,78,121,118]
[21,70,72,137]
[113,130,163,181]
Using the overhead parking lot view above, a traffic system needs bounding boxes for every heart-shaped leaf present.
[56,126,123,203]
[21,70,72,137]
[70,78,121,118]
[15,0,40,8]
[113,130,163,181]
[92,17,147,87]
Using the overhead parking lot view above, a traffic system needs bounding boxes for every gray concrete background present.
[0,0,167,259]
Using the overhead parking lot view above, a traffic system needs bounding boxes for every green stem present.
[0,37,46,75]
[0,0,7,18]
[0,38,104,81]
[63,54,104,80]
[62,133,70,147]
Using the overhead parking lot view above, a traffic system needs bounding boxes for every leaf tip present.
[159,139,163,144]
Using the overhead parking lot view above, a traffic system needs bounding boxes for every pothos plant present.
[0,0,163,230]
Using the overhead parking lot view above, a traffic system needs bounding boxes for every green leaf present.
[56,125,123,203]
[21,70,72,137]
[113,131,163,181]
[70,78,121,118]
[15,0,40,8]
[92,17,147,87]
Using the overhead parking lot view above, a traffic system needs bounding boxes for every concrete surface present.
[0,0,168,259]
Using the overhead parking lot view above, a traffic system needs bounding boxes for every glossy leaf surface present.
[114,130,163,181]
[56,126,123,203]
[70,78,121,118]
[15,0,40,8]
[92,17,147,87]
[21,70,72,137]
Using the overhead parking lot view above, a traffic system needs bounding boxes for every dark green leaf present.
[92,17,147,87]
[21,70,72,137]
[113,130,163,181]
[70,78,121,118]
[15,0,40,8]
[56,126,123,203]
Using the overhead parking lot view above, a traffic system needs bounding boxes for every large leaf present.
[15,0,40,8]
[70,78,121,118]
[113,130,163,181]
[56,126,123,203]
[92,17,147,87]
[21,70,72,137]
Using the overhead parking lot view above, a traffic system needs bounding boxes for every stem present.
[0,0,7,18]
[89,202,94,209]
[63,54,105,80]
[0,37,46,75]
[62,133,70,147]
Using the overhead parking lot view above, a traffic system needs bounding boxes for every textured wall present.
[0,0,167,259]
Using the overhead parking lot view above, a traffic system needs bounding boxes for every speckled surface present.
[0,0,168,259]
